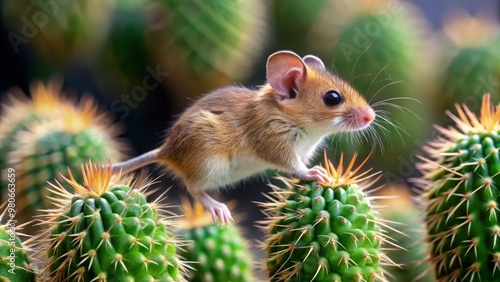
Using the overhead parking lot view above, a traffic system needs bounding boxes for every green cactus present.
[149,0,267,106]
[309,0,434,179]
[0,205,36,282]
[0,80,75,222]
[0,83,125,226]
[377,185,434,282]
[10,118,123,225]
[33,162,185,281]
[418,94,500,281]
[176,200,253,282]
[0,80,67,177]
[436,13,500,114]
[260,153,394,282]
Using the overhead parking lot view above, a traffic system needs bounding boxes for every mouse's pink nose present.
[363,108,375,125]
[353,107,375,129]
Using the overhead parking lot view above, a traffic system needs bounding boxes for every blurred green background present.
[0,0,499,279]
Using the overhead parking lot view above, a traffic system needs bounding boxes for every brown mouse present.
[110,51,375,223]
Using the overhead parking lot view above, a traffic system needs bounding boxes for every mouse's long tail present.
[108,148,161,175]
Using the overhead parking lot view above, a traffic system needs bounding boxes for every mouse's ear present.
[267,51,307,101]
[303,55,325,71]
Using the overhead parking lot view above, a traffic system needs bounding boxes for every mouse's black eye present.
[323,90,343,107]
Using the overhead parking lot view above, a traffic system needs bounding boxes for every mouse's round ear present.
[303,55,325,71]
[266,51,307,101]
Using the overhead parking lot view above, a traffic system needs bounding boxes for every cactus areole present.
[261,153,394,282]
[419,94,500,281]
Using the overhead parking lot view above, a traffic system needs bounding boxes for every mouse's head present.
[266,51,375,134]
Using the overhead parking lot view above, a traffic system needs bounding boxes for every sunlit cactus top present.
[0,78,123,140]
[433,94,499,142]
[58,162,121,199]
[321,153,379,188]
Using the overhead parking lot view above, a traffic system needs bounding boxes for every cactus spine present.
[418,94,500,281]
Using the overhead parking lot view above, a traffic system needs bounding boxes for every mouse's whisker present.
[369,80,405,102]
[372,100,423,123]
[350,40,375,82]
[372,121,392,138]
[371,96,421,107]
[367,123,386,153]
[349,73,372,84]
[367,62,392,102]
[376,113,409,136]
[375,114,410,148]
[329,57,338,74]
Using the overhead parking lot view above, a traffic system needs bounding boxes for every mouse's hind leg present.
[190,191,232,224]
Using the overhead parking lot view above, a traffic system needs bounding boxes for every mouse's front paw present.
[207,202,233,225]
[294,166,331,183]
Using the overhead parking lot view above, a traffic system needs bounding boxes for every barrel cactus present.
[176,200,253,282]
[1,82,125,226]
[0,79,67,175]
[260,153,394,281]
[436,12,500,115]
[32,162,185,281]
[0,203,36,282]
[1,80,71,220]
[417,94,500,281]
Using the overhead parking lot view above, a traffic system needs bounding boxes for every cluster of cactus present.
[308,0,434,179]
[417,94,500,281]
[32,162,184,281]
[260,153,393,281]
[176,200,253,282]
[0,80,125,225]
[436,12,500,114]
[0,204,35,281]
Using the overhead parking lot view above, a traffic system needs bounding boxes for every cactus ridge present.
[418,94,500,281]
[259,153,395,282]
